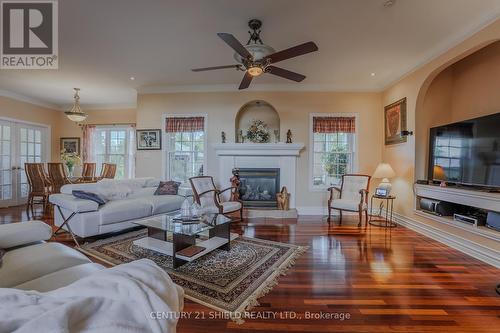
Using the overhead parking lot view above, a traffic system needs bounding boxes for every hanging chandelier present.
[64,88,87,122]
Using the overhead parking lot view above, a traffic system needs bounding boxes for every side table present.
[369,195,396,228]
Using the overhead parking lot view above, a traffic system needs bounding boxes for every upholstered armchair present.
[327,174,371,227]
[189,176,243,220]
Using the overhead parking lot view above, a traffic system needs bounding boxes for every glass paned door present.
[0,120,48,208]
[0,121,14,207]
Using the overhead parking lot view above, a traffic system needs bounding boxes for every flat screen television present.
[428,112,500,188]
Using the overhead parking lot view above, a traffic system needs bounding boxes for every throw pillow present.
[72,190,107,205]
[154,181,181,195]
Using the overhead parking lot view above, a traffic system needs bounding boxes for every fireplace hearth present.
[237,168,280,208]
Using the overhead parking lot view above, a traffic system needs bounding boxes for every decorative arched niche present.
[235,100,280,143]
[414,39,500,180]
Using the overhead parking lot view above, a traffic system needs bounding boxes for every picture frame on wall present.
[384,97,407,145]
[136,129,162,150]
[60,137,80,154]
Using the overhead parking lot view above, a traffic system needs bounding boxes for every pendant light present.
[64,88,87,122]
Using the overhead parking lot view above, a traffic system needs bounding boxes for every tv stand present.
[414,184,500,241]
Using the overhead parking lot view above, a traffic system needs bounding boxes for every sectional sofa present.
[49,178,191,238]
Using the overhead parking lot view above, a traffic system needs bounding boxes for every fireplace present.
[237,168,280,208]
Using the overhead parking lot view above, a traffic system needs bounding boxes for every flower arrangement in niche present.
[245,119,270,143]
[60,149,81,176]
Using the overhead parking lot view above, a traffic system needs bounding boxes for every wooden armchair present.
[189,176,243,220]
[327,174,371,227]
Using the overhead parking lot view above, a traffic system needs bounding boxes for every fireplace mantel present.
[213,143,305,209]
[213,143,305,156]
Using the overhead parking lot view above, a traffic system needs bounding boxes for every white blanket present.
[0,259,183,333]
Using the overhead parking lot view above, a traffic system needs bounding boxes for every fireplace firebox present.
[237,168,280,208]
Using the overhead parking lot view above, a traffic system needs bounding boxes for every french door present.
[0,119,48,208]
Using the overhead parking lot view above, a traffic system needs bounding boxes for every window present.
[165,116,206,183]
[433,135,465,181]
[90,126,135,179]
[310,114,357,189]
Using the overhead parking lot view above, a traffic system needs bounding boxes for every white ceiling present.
[1,0,500,109]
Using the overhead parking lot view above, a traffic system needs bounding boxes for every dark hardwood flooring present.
[1,205,499,332]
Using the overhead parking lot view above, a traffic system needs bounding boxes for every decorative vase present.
[191,202,202,217]
[67,164,74,177]
[180,197,191,217]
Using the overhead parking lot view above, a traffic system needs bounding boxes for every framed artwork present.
[60,137,80,154]
[384,97,407,145]
[136,129,162,150]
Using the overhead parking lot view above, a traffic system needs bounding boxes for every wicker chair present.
[99,163,117,179]
[327,174,371,227]
[79,162,97,182]
[25,163,50,217]
[48,163,71,194]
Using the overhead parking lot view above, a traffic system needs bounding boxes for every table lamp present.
[373,163,396,194]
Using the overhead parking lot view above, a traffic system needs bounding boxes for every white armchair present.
[189,176,243,220]
[327,174,371,227]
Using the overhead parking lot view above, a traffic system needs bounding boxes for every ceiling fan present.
[191,19,318,90]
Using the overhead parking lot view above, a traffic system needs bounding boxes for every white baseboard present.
[391,211,500,268]
[296,206,360,216]
[296,206,327,215]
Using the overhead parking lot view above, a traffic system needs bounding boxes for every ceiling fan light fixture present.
[64,88,88,122]
[247,66,263,77]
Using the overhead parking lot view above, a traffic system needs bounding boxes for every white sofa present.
[0,221,184,332]
[49,178,190,238]
[0,221,105,291]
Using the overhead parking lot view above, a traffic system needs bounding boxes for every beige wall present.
[382,18,500,217]
[0,96,60,161]
[58,108,137,156]
[136,91,383,210]
[0,96,136,164]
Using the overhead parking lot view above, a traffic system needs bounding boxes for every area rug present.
[80,230,307,323]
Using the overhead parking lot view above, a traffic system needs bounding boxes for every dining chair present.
[99,163,117,179]
[48,162,71,194]
[25,163,50,217]
[80,162,97,182]
[327,174,371,227]
[189,176,243,220]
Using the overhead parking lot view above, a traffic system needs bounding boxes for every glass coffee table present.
[132,213,236,268]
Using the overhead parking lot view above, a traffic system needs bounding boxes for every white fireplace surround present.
[213,143,305,208]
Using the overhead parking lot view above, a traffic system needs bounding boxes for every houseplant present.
[60,149,82,177]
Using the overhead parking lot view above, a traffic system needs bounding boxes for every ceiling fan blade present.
[266,66,306,82]
[217,33,253,60]
[238,72,253,90]
[264,41,318,63]
[192,65,241,72]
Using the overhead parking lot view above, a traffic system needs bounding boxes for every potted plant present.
[60,149,81,177]
[246,119,270,143]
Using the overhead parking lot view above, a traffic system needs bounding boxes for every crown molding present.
[138,83,379,94]
[0,89,60,110]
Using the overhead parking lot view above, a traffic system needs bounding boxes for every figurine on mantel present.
[238,129,243,143]
[221,131,226,143]
[286,129,293,143]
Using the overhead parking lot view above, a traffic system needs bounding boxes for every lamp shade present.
[373,163,396,179]
[433,165,447,180]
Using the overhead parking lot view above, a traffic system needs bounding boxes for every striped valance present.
[313,116,355,133]
[165,117,204,133]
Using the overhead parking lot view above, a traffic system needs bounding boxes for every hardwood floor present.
[1,205,499,332]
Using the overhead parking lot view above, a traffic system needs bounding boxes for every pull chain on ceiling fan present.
[191,19,318,90]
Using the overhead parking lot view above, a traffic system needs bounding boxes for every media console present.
[414,184,500,241]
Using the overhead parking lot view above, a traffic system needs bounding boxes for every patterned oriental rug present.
[80,230,307,323]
